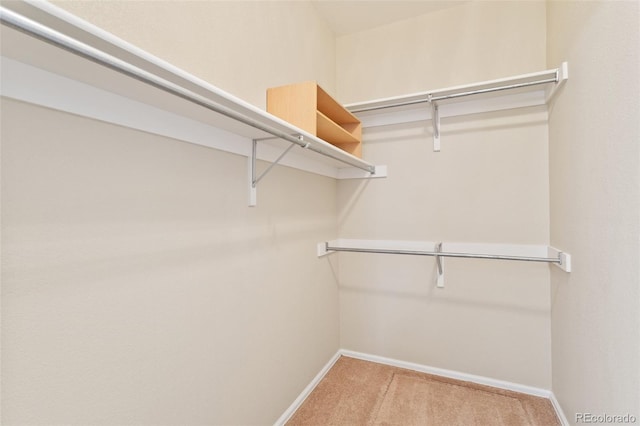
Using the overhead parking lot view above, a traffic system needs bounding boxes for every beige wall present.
[336,1,546,104]
[1,1,339,425]
[1,99,339,425]
[546,0,640,421]
[335,1,552,388]
[52,0,336,109]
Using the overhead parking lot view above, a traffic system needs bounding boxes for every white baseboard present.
[275,349,568,425]
[549,392,570,426]
[273,350,342,426]
[341,349,552,398]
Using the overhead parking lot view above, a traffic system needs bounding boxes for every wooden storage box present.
[266,81,362,158]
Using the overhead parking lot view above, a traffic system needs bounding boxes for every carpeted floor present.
[286,356,560,426]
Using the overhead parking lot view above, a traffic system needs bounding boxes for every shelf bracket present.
[249,136,302,206]
[429,95,441,152]
[435,242,444,288]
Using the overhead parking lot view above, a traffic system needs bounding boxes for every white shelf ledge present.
[346,63,568,129]
[0,1,385,181]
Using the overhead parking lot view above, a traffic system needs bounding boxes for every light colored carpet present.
[286,356,559,426]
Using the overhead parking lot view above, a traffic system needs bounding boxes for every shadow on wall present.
[338,281,551,317]
[337,178,373,228]
[1,215,331,297]
[331,250,552,317]
[442,107,548,138]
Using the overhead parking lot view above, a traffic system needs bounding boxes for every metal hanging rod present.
[0,7,376,175]
[319,240,571,287]
[324,243,562,264]
[349,75,559,114]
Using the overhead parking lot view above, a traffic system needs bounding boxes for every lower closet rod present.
[324,244,562,264]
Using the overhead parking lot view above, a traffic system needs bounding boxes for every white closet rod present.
[324,243,562,264]
[349,74,558,114]
[0,7,376,174]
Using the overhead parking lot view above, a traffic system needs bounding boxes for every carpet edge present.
[273,350,342,426]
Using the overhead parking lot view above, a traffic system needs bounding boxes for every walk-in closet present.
[1,1,638,425]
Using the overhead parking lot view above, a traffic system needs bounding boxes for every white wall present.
[1,1,339,424]
[546,0,640,422]
[335,1,553,388]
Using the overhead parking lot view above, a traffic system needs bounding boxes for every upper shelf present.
[0,1,382,180]
[346,63,569,129]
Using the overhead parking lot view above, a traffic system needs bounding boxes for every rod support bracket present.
[435,242,444,288]
[249,138,296,206]
[431,99,440,152]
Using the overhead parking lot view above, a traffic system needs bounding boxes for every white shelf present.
[346,64,568,129]
[0,1,385,181]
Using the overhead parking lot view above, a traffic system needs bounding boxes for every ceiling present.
[310,0,468,35]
